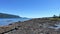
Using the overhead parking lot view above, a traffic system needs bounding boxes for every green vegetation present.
[0,13,20,18]
[49,18,60,21]
[49,14,60,21]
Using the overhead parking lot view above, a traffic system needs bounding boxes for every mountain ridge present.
[0,13,20,18]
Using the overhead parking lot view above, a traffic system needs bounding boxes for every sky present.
[0,0,60,18]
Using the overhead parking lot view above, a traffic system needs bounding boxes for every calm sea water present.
[0,18,30,26]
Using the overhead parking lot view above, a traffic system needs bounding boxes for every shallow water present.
[0,18,30,26]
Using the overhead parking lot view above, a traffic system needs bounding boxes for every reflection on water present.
[0,18,30,26]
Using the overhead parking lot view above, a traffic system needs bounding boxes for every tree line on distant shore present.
[49,14,60,21]
[53,14,60,18]
[0,13,20,18]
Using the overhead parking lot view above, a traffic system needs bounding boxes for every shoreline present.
[0,18,60,34]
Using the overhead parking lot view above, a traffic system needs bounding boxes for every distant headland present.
[0,13,20,18]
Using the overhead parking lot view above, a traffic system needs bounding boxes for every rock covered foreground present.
[0,18,60,34]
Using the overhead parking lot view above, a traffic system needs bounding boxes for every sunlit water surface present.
[0,18,30,26]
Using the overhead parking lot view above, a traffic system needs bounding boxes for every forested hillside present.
[0,13,20,18]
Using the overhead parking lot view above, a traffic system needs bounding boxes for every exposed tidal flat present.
[0,17,60,34]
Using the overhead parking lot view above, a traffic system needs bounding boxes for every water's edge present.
[0,18,30,26]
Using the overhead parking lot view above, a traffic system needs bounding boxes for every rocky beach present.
[0,17,60,34]
[0,0,60,34]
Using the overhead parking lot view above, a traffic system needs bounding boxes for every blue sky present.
[0,0,60,18]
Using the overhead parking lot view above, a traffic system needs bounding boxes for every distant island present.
[0,13,20,18]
